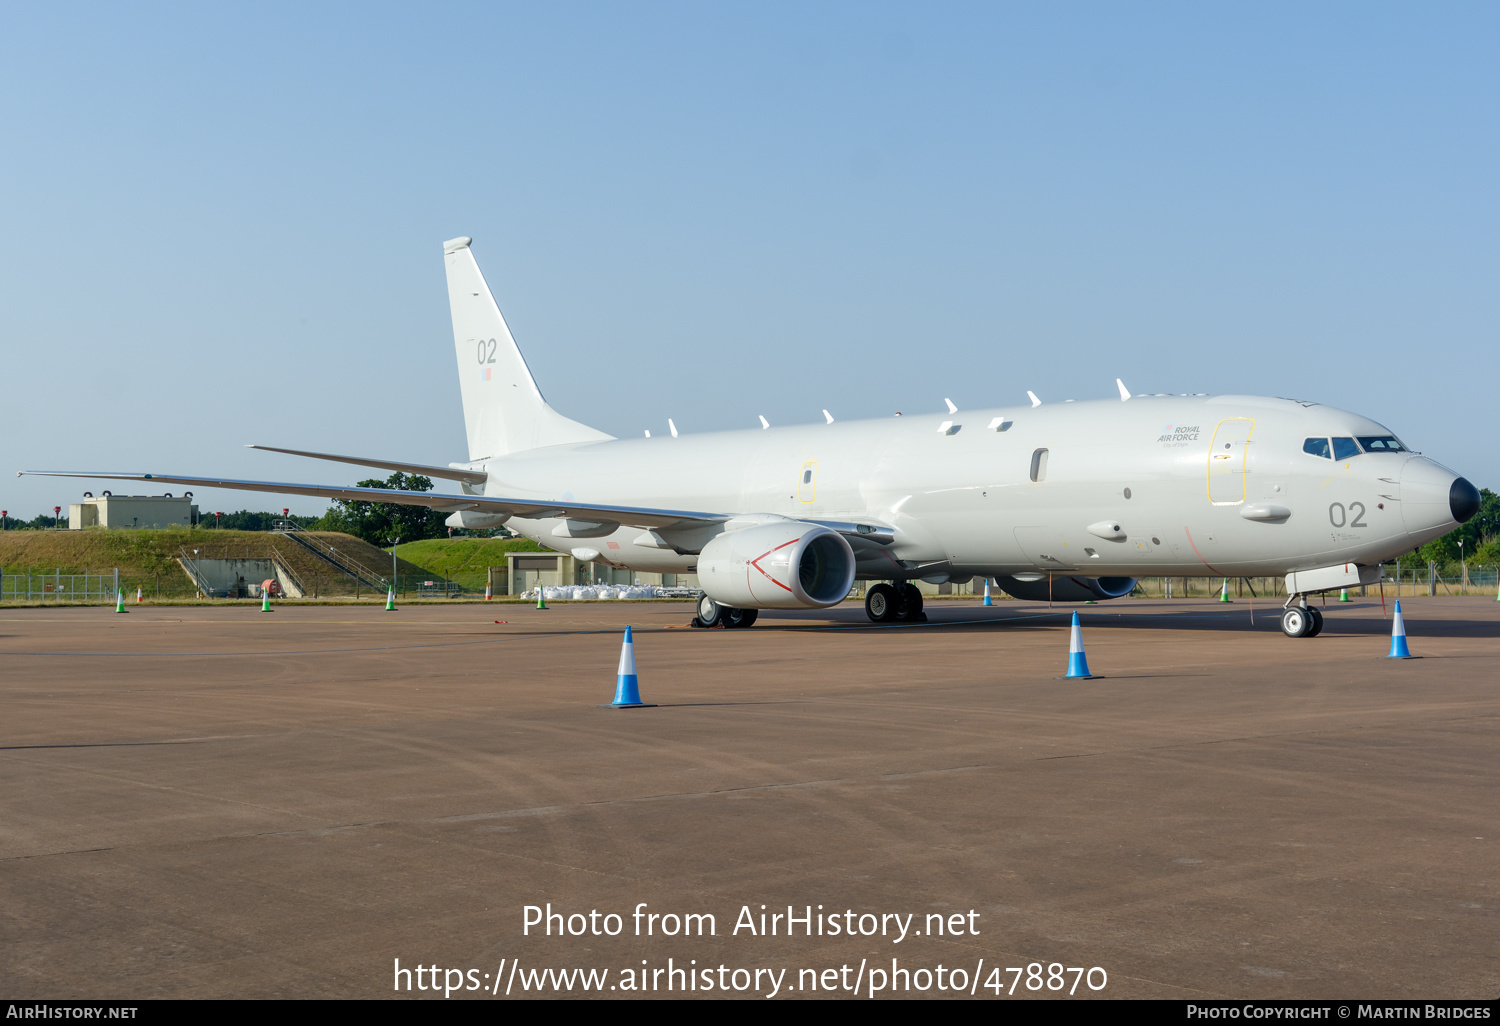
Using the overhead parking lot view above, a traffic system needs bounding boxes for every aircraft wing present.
[19,470,726,532]
[245,445,488,485]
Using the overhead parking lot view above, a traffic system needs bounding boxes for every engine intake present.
[698,522,856,609]
[993,574,1137,603]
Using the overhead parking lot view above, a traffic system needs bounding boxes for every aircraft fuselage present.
[485,393,1464,581]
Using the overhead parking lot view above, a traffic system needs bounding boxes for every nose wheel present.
[1280,602,1324,638]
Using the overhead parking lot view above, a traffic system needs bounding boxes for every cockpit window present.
[1332,437,1360,460]
[1357,436,1407,453]
[1303,437,1331,459]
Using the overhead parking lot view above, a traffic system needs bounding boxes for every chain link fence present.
[2,565,1496,604]
[2,570,120,602]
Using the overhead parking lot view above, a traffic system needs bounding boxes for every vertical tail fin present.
[444,237,613,460]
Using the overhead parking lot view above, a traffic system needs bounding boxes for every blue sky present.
[3,3,1495,518]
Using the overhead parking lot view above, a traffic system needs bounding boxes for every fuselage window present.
[802,470,812,483]
[1332,437,1360,460]
[1357,436,1407,453]
[1029,447,1049,483]
[1303,437,1331,459]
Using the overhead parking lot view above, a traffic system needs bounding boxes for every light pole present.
[390,536,401,595]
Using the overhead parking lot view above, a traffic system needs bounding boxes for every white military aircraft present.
[26,237,1479,638]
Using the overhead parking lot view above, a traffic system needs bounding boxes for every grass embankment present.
[386,537,546,589]
[1,528,195,585]
[0,528,432,601]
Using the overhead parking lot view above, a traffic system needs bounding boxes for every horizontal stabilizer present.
[21,469,725,533]
[246,445,487,485]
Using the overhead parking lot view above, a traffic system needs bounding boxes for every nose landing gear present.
[1281,596,1324,638]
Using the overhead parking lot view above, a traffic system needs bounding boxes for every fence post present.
[1428,561,1436,597]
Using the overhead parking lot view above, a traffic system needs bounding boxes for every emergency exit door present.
[1207,418,1254,504]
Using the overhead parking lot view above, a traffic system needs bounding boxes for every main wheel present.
[1306,607,1324,637]
[899,583,926,622]
[865,584,898,622]
[696,594,723,628]
[1281,607,1311,638]
[722,607,758,629]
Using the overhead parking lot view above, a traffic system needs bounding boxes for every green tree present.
[1395,487,1498,567]
[200,509,319,531]
[314,472,448,546]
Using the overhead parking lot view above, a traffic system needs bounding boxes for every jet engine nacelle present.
[697,522,856,609]
[993,573,1137,603]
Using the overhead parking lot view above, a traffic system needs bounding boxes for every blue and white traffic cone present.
[982,578,993,606]
[1386,600,1413,659]
[1059,611,1095,679]
[601,625,655,708]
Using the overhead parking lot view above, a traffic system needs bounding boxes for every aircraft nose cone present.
[1400,457,1469,545]
[1450,477,1480,524]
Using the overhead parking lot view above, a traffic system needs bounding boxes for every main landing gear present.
[865,582,927,623]
[1280,596,1324,638]
[693,594,758,629]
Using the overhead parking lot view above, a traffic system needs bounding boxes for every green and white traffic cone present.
[261,588,273,613]
[536,589,548,610]
[1219,578,1231,603]
[1339,588,1350,602]
[115,589,126,613]
[385,587,396,611]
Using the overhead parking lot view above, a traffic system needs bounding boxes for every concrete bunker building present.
[68,494,198,530]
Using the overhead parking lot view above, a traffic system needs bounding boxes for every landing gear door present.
[1207,418,1254,505]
